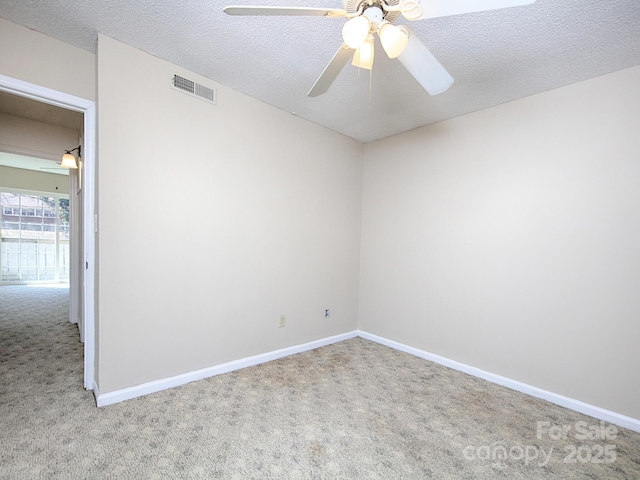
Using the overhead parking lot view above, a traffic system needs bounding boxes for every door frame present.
[0,73,96,390]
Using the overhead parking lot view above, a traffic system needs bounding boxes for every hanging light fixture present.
[342,15,370,49]
[61,146,81,169]
[352,34,375,70]
[378,22,409,58]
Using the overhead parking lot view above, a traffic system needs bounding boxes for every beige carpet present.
[1,284,639,479]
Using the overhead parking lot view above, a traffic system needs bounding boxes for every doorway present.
[0,73,96,391]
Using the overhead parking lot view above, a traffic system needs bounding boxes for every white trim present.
[357,330,640,434]
[87,317,640,434]
[96,331,359,407]
[81,105,96,390]
[0,74,96,390]
[92,380,100,406]
[68,168,80,329]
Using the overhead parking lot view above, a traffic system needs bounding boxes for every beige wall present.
[0,165,69,194]
[0,18,95,101]
[2,16,639,420]
[97,35,363,392]
[359,65,640,419]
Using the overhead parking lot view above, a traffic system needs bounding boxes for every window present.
[2,207,19,216]
[0,191,70,283]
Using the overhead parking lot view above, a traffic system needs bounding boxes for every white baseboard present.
[94,328,640,434]
[96,330,359,407]
[357,330,640,434]
[91,380,100,406]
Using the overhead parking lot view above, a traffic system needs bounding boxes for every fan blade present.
[407,0,536,20]
[396,31,453,95]
[308,44,354,97]
[223,6,347,17]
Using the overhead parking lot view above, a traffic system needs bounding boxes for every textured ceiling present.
[1,0,639,143]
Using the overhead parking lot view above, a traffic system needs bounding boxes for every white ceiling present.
[1,0,639,143]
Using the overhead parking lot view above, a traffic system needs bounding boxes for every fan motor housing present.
[344,0,401,23]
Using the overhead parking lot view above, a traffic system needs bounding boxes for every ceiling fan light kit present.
[352,35,375,69]
[342,15,370,48]
[224,0,536,97]
[379,22,409,58]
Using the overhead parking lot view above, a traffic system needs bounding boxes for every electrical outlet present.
[325,309,330,318]
[279,315,286,328]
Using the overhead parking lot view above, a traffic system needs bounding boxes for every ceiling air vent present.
[171,74,216,105]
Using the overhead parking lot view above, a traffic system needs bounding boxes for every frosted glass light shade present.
[61,153,78,169]
[352,36,375,70]
[342,15,371,49]
[379,23,409,58]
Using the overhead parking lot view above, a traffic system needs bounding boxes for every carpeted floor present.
[1,285,639,479]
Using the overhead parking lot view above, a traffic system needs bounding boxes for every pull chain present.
[369,68,372,110]
[356,64,373,110]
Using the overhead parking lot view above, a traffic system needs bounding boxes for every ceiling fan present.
[224,0,536,97]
